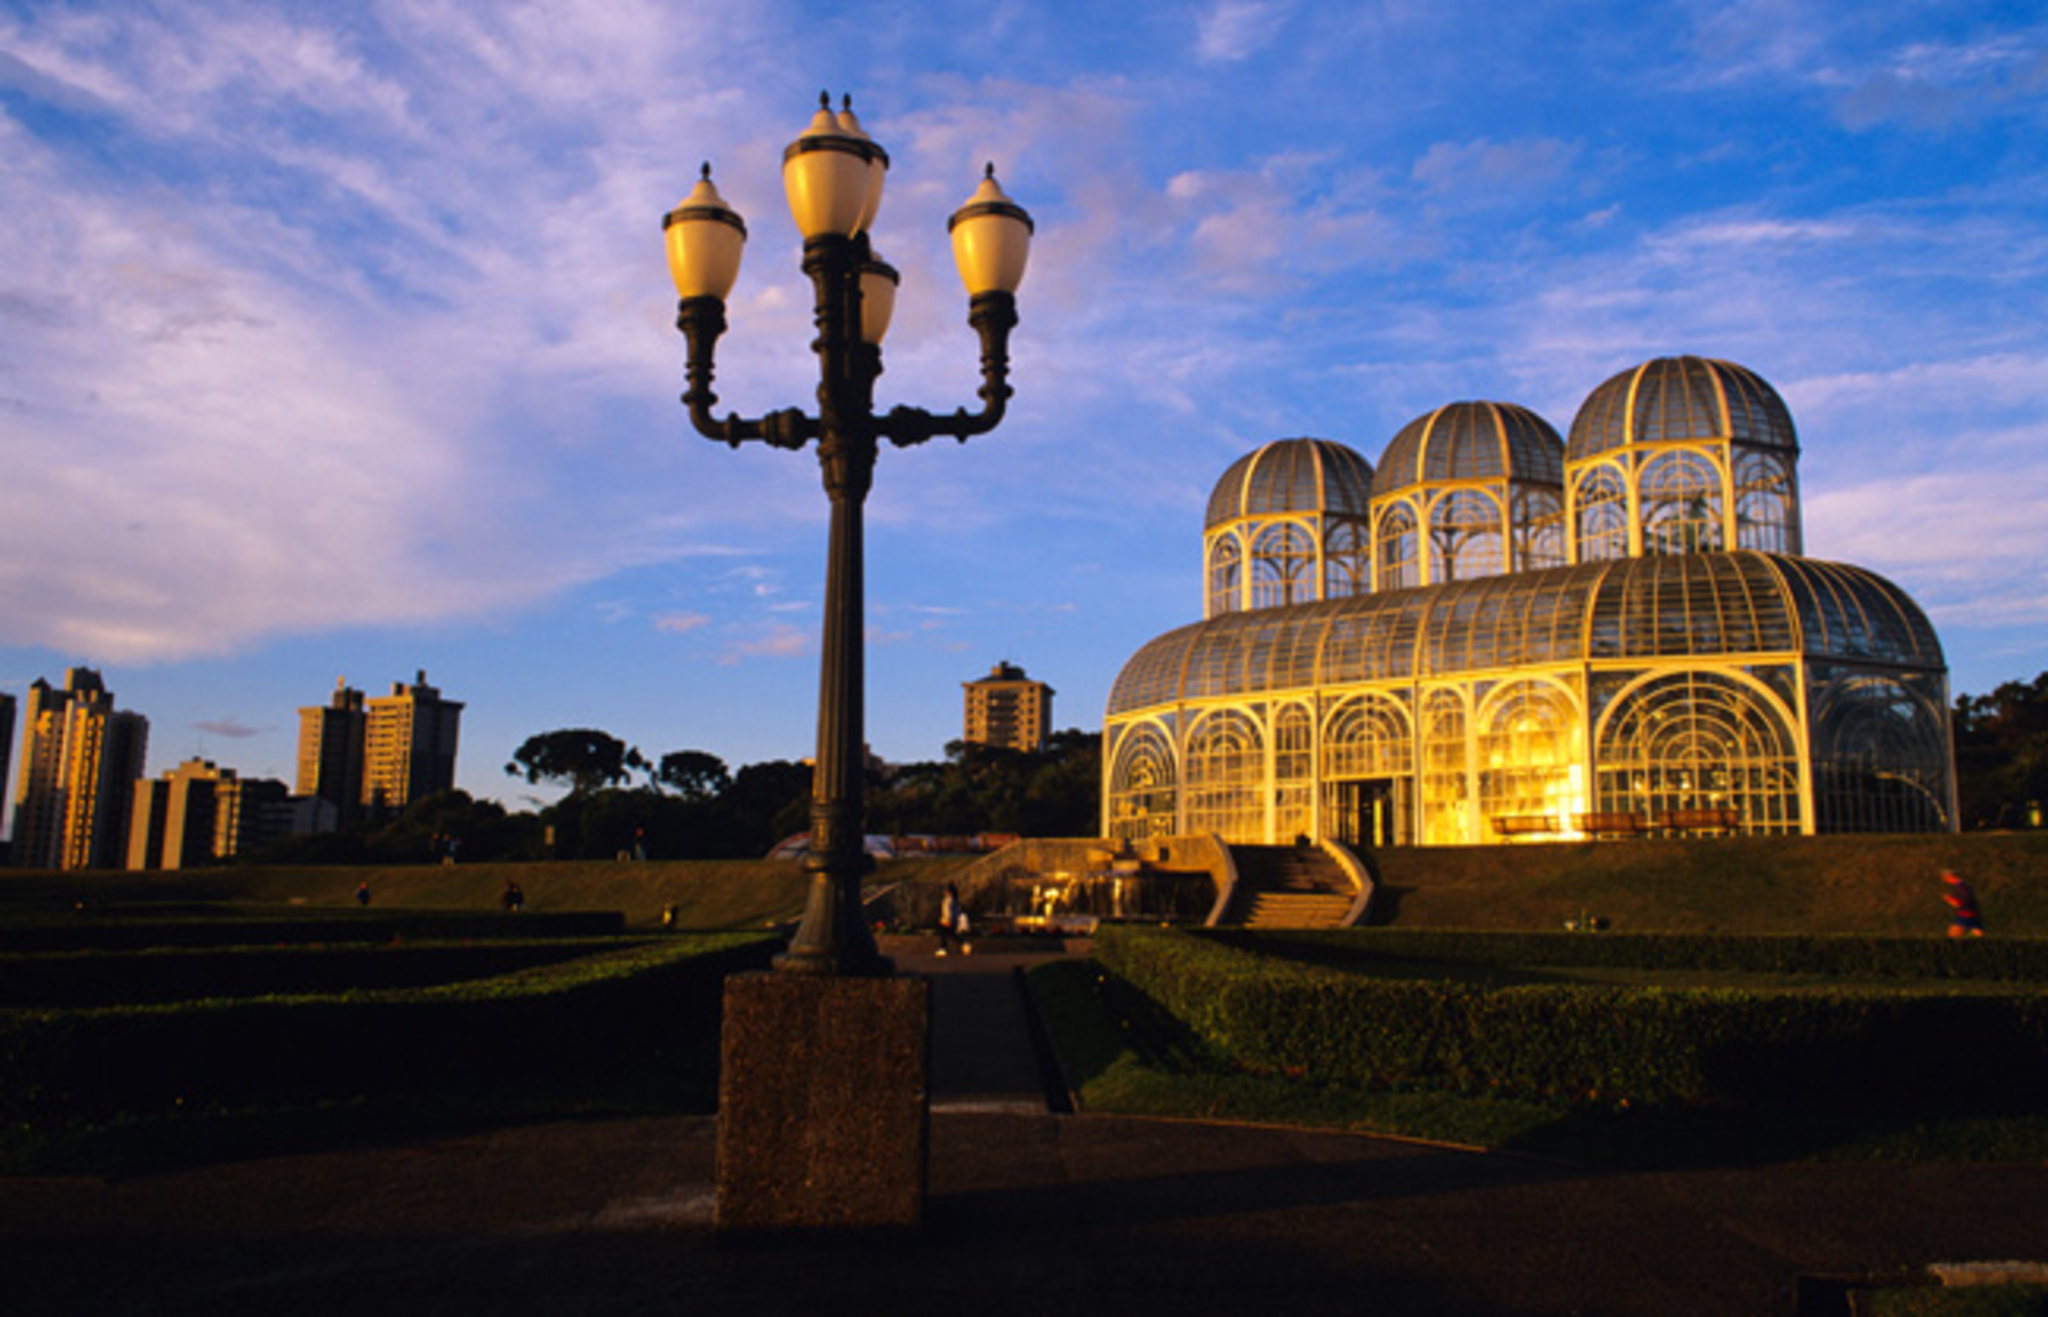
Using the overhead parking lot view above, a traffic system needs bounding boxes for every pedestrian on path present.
[938,882,967,956]
[1942,870,1985,937]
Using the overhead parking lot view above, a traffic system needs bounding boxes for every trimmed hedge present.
[0,939,640,1008]
[1095,926,2048,1111]
[1218,928,2048,983]
[0,910,626,954]
[0,933,777,1124]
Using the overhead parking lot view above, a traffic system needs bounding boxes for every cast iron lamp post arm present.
[877,291,1018,448]
[675,296,821,452]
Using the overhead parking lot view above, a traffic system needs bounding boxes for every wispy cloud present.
[1195,0,1292,63]
[1411,137,1580,200]
[653,611,711,634]
[719,622,811,665]
[193,716,267,739]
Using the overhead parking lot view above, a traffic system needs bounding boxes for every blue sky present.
[2,0,2044,811]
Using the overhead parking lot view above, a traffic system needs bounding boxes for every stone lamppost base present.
[714,971,931,1230]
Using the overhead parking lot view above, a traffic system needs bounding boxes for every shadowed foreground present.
[3,1109,2046,1316]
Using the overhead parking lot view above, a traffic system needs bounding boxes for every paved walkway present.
[3,939,2045,1315]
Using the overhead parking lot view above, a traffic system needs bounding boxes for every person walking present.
[1941,870,1985,937]
[937,882,963,956]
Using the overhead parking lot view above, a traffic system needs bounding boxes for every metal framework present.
[1105,358,1953,847]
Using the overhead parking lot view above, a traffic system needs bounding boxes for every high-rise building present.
[963,662,1054,754]
[0,691,15,858]
[12,668,149,870]
[362,670,463,811]
[296,679,366,822]
[129,759,290,870]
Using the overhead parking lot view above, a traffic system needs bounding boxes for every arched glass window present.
[1184,709,1266,842]
[1640,449,1724,556]
[1323,694,1414,780]
[1376,501,1420,591]
[1734,449,1801,555]
[1418,688,1472,845]
[1573,464,1628,562]
[1108,723,1179,842]
[1250,523,1316,610]
[1594,670,1801,834]
[1274,704,1314,843]
[1324,519,1371,599]
[1207,534,1243,618]
[1810,671,1950,833]
[1428,488,1505,584]
[1477,680,1582,834]
[1322,694,1414,846]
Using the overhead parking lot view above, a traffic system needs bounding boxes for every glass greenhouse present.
[1104,357,1955,847]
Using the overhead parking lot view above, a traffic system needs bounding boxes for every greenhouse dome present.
[1371,401,1567,589]
[1203,438,1377,618]
[1104,357,1952,850]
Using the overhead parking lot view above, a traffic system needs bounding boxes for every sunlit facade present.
[1104,358,1955,847]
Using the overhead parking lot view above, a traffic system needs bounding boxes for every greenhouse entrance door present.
[1331,778,1401,848]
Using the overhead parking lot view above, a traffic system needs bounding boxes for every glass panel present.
[1322,693,1415,779]
[1107,722,1178,842]
[1640,449,1724,555]
[1427,488,1505,583]
[1808,667,1951,833]
[1513,486,1566,571]
[1324,518,1371,598]
[1184,708,1267,842]
[1477,680,1584,837]
[1734,449,1800,554]
[1375,500,1420,591]
[1206,534,1242,618]
[1573,463,1628,562]
[1251,522,1317,609]
[1418,688,1473,845]
[1273,704,1314,842]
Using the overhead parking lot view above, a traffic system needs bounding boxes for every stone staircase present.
[1226,844,1358,928]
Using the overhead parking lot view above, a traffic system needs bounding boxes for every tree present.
[655,749,732,801]
[869,729,1101,837]
[1955,671,2048,829]
[505,729,647,796]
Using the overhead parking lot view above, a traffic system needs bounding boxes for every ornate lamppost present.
[665,95,1033,976]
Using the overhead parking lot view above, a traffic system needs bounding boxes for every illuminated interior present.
[1103,357,1955,847]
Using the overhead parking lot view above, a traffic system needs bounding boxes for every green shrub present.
[0,939,631,1008]
[0,934,776,1124]
[0,910,626,954]
[1095,926,2048,1111]
[1221,928,2048,982]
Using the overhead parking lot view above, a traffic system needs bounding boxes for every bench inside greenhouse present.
[1574,810,1648,838]
[1660,807,1740,834]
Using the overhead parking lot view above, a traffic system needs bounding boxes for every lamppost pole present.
[666,95,1032,976]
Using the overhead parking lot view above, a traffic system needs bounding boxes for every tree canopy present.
[656,749,731,801]
[504,728,646,796]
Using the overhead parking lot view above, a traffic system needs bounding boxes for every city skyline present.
[2,2,2044,810]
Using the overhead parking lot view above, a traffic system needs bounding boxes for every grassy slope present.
[1366,832,2048,937]
[0,855,986,930]
[1,833,2039,935]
